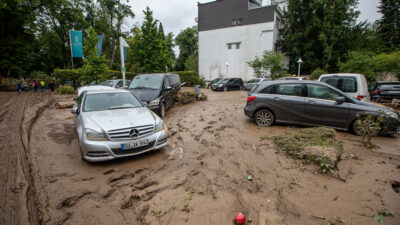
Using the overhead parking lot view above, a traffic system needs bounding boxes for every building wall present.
[199,21,275,81]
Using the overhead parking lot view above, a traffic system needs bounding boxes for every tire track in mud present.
[0,92,51,225]
[20,97,52,225]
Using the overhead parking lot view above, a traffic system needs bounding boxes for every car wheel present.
[351,118,380,136]
[160,103,166,118]
[255,109,274,127]
[223,86,227,92]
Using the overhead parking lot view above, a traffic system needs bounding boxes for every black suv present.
[128,73,181,118]
[369,81,400,102]
[211,78,244,91]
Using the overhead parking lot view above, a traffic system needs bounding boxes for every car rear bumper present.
[244,105,255,118]
[80,130,168,162]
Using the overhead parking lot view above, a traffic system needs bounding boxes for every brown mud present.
[0,89,399,225]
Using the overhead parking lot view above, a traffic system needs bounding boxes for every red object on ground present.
[235,212,247,225]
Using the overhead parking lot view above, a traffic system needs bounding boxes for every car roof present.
[319,73,364,77]
[135,73,178,77]
[85,89,130,94]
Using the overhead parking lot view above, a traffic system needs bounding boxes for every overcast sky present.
[126,0,382,37]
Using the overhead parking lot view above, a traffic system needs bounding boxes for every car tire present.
[255,109,274,127]
[351,118,380,136]
[159,103,166,118]
[223,87,227,92]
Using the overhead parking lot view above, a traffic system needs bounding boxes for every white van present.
[318,73,370,100]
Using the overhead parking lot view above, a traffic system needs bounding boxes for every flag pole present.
[69,30,74,70]
[119,37,126,88]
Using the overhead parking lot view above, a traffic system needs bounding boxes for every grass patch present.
[56,85,75,94]
[273,127,343,173]
[373,209,393,224]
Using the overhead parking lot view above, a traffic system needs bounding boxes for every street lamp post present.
[225,62,229,76]
[297,58,303,77]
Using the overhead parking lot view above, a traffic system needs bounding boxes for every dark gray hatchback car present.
[244,81,400,135]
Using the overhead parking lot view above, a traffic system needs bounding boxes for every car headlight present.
[154,120,166,133]
[148,99,160,107]
[218,84,223,87]
[85,128,108,141]
[386,111,399,120]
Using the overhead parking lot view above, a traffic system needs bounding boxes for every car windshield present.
[128,76,163,89]
[219,78,231,83]
[100,80,115,87]
[83,92,143,112]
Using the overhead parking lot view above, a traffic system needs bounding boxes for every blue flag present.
[69,30,84,58]
[96,35,103,57]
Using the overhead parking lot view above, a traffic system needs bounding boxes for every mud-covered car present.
[71,89,168,162]
[244,80,400,135]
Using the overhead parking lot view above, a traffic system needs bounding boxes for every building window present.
[227,42,241,50]
[232,19,237,25]
[238,18,242,24]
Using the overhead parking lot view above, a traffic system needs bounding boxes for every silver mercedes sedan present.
[71,89,168,162]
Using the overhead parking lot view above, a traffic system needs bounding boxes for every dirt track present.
[1,89,400,225]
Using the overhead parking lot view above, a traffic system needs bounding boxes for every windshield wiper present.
[108,106,134,110]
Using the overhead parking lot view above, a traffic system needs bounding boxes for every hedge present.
[172,71,206,87]
[53,69,137,87]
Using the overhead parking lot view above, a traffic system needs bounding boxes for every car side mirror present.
[71,107,79,114]
[165,86,172,91]
[142,101,148,107]
[336,96,345,104]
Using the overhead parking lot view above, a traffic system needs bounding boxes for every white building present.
[198,0,285,81]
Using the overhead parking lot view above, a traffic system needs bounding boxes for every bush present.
[172,71,206,87]
[56,85,75,94]
[310,68,327,80]
[54,69,81,87]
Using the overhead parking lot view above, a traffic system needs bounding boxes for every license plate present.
[121,139,148,150]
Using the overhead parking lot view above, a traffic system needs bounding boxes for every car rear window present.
[260,85,274,94]
[321,76,357,93]
[378,83,400,89]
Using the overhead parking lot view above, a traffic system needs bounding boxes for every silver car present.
[244,78,271,91]
[71,89,168,162]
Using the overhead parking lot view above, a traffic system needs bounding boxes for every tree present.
[98,0,134,69]
[0,0,40,77]
[38,0,88,69]
[132,7,173,73]
[79,28,109,85]
[377,0,400,51]
[184,53,198,72]
[338,51,377,82]
[248,50,286,79]
[278,0,363,74]
[175,26,198,71]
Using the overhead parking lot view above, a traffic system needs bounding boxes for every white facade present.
[199,19,280,81]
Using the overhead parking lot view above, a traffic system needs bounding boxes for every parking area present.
[1,89,399,225]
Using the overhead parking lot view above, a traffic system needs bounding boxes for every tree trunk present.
[55,101,75,109]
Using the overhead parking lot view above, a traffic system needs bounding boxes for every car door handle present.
[274,97,281,101]
[307,100,316,104]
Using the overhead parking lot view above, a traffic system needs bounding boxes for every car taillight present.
[357,95,364,99]
[247,96,256,102]
[372,91,378,94]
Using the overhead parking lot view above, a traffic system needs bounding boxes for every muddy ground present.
[0,89,399,225]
